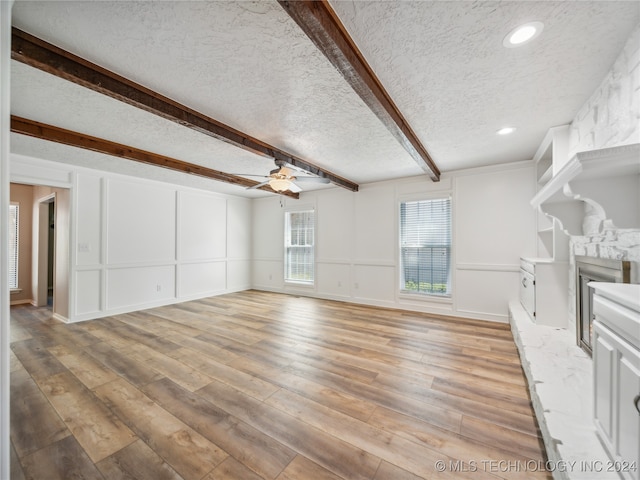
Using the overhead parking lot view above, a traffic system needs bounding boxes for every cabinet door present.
[520,268,535,319]
[616,341,640,480]
[593,322,615,449]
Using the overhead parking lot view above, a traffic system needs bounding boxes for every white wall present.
[252,161,536,323]
[565,23,640,332]
[11,153,252,322]
[1,2,13,478]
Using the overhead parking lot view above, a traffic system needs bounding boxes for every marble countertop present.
[589,282,640,312]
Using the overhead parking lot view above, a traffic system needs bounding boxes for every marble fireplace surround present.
[508,143,640,479]
[509,302,619,480]
[510,252,639,480]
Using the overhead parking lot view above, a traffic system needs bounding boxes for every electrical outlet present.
[269,274,272,281]
[354,282,359,289]
[338,281,342,287]
[156,284,161,292]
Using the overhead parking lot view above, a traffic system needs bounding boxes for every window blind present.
[285,210,314,284]
[400,197,451,296]
[9,204,19,289]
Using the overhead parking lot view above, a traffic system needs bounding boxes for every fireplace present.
[575,256,630,355]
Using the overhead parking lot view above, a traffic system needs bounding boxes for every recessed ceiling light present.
[503,21,544,48]
[497,127,516,135]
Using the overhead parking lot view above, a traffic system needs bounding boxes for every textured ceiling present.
[10,0,640,197]
[330,0,640,171]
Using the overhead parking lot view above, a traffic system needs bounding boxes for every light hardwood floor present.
[10,290,552,480]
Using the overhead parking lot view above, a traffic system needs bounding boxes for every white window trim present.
[284,207,316,286]
[398,194,453,300]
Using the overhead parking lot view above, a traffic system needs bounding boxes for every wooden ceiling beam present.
[10,116,299,199]
[11,27,358,192]
[278,0,440,182]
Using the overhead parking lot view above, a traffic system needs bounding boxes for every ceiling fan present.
[243,160,331,193]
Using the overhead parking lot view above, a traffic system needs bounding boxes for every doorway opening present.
[47,201,54,307]
[9,183,70,322]
[36,193,56,310]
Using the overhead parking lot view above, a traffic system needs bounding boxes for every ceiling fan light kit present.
[242,161,329,193]
[269,178,292,192]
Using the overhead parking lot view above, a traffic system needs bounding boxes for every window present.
[9,203,19,289]
[285,210,315,284]
[400,197,451,296]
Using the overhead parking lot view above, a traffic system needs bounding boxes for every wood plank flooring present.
[10,290,552,480]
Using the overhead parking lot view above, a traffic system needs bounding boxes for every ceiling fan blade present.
[288,182,302,193]
[293,176,331,183]
[246,180,270,190]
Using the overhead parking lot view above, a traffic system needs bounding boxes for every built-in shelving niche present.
[533,125,570,260]
[531,142,640,237]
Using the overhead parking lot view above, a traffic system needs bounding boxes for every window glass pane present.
[285,210,314,283]
[400,198,451,296]
[9,204,19,289]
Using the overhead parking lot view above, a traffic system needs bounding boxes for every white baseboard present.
[9,299,33,306]
[69,287,253,323]
[52,313,70,323]
[251,286,506,324]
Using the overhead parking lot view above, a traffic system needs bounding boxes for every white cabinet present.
[592,283,640,480]
[520,257,569,327]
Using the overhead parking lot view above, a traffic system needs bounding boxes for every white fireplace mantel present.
[531,143,640,236]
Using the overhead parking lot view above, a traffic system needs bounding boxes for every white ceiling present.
[10,0,640,197]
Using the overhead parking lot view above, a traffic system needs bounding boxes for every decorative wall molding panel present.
[11,153,252,323]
